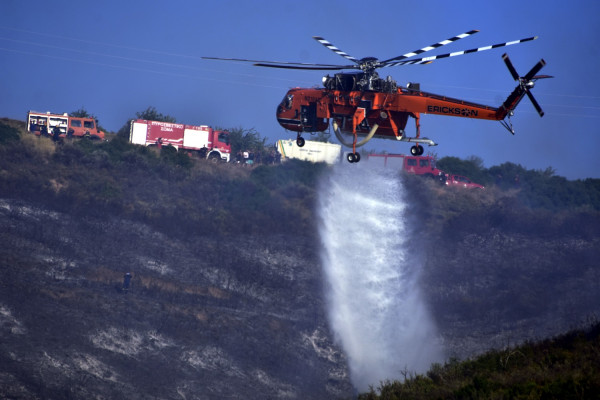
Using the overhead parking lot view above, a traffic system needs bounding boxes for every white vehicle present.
[275,139,341,165]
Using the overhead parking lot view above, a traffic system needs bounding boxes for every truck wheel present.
[209,152,221,163]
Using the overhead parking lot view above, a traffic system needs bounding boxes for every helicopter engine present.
[322,72,397,93]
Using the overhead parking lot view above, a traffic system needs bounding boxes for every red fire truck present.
[27,111,106,140]
[445,174,485,189]
[368,153,485,188]
[129,119,231,162]
[368,154,446,182]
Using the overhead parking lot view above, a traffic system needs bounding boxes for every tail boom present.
[497,85,528,120]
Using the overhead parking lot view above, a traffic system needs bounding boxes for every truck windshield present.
[218,132,230,145]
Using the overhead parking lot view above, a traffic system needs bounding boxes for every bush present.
[360,323,600,399]
[0,121,21,143]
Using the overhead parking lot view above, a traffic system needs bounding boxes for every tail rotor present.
[502,53,552,117]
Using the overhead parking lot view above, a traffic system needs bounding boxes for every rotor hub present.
[358,57,380,73]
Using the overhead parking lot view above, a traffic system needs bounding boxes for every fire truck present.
[445,174,485,189]
[368,154,446,182]
[129,119,231,162]
[368,153,485,188]
[27,111,106,140]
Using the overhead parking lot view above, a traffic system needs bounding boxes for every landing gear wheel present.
[296,136,305,147]
[346,152,360,163]
[410,145,424,156]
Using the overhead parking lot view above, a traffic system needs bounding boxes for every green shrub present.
[0,121,20,143]
[359,323,600,400]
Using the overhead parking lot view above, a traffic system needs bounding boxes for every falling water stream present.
[318,163,443,391]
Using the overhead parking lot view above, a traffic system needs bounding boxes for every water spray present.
[318,164,443,391]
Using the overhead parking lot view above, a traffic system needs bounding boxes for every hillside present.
[1,118,599,398]
[0,120,347,399]
[360,322,600,399]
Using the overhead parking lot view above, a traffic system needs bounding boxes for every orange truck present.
[27,111,106,140]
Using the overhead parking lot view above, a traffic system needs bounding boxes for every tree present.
[135,106,176,123]
[227,127,267,157]
[70,107,93,118]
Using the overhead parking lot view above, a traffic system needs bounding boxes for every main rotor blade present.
[523,59,546,81]
[502,53,520,81]
[381,29,479,64]
[254,63,356,71]
[526,90,545,117]
[202,56,348,69]
[313,36,359,64]
[387,36,538,66]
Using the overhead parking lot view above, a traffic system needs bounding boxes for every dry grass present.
[39,287,77,300]
[20,131,56,157]
[189,158,252,180]
[86,266,230,300]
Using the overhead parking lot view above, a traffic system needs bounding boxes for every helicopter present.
[203,30,551,163]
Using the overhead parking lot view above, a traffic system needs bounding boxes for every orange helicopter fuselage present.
[276,85,512,140]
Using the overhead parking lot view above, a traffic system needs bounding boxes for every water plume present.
[318,164,443,391]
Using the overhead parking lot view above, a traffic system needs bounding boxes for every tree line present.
[437,155,600,211]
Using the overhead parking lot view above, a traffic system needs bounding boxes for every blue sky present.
[1,0,599,179]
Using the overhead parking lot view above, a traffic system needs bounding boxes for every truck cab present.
[402,155,446,181]
[211,130,231,162]
[67,117,105,140]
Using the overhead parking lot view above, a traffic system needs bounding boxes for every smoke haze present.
[318,164,443,391]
